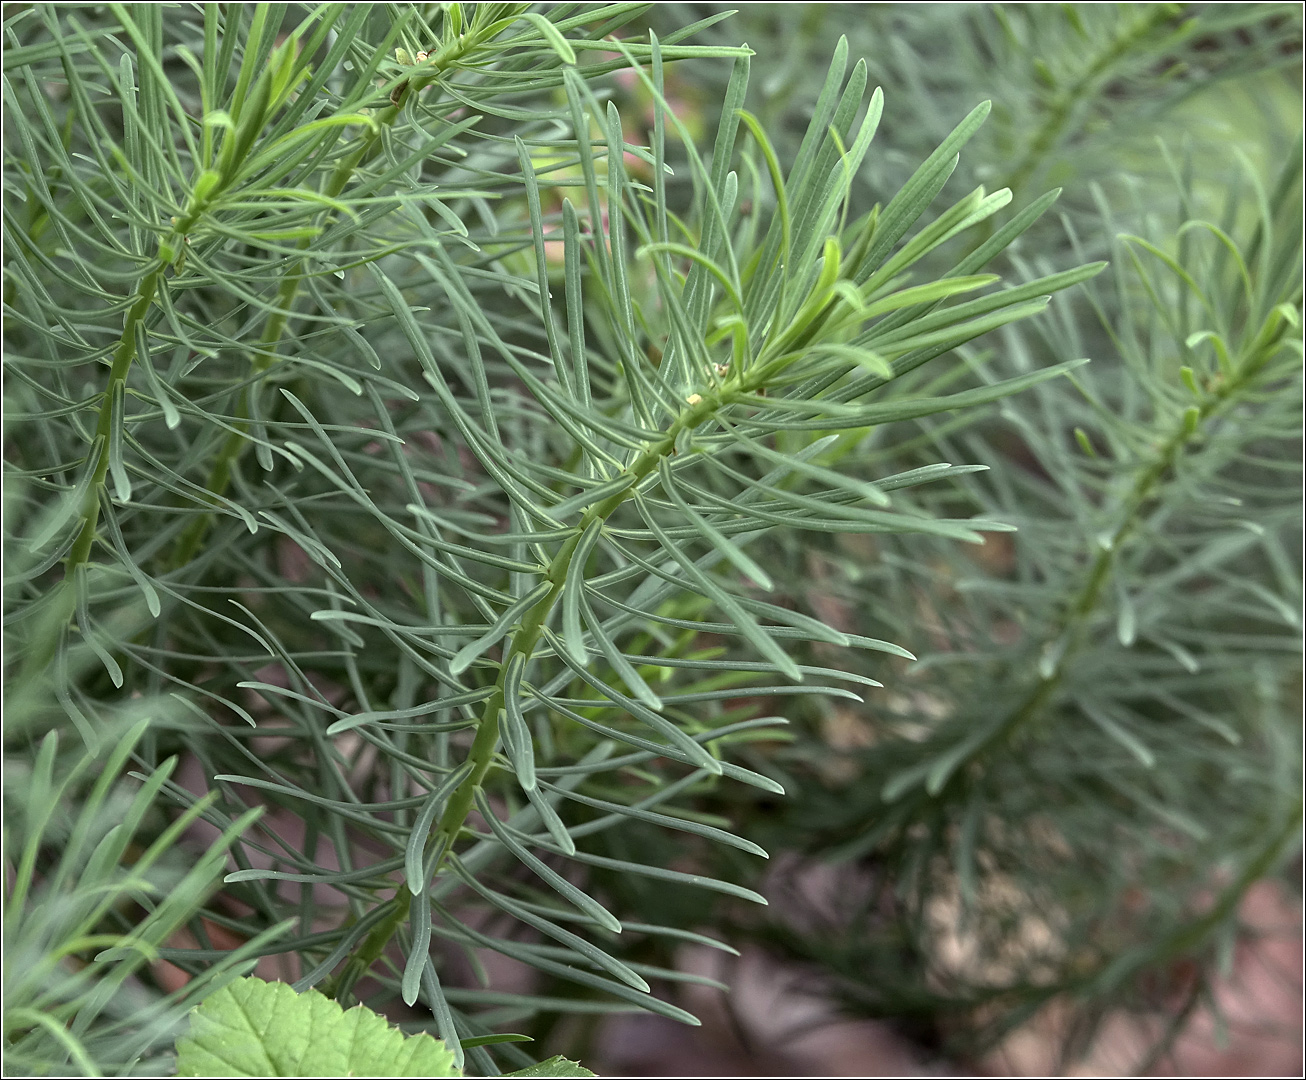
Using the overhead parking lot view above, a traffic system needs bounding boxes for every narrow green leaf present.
[561,519,604,664]
[405,762,475,894]
[29,437,104,551]
[853,100,992,283]
[501,655,537,792]
[537,628,719,772]
[401,888,432,1006]
[107,380,131,502]
[542,780,767,859]
[657,458,774,588]
[448,858,647,992]
[519,12,577,65]
[545,844,767,906]
[561,199,592,408]
[524,784,577,857]
[579,598,664,711]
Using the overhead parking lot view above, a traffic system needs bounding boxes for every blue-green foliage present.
[4,3,1297,1076]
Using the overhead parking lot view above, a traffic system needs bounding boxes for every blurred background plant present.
[3,3,1301,1078]
[579,3,1303,1075]
[1,522,276,1077]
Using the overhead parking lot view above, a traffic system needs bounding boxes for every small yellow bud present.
[686,393,702,406]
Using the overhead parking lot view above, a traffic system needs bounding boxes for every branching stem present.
[168,51,471,568]
[62,181,219,591]
[432,396,717,854]
[330,390,727,1001]
[973,307,1295,762]
[1001,6,1184,203]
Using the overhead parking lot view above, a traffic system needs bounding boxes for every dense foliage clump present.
[4,4,1300,1075]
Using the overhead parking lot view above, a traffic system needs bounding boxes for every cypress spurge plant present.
[5,5,1103,1073]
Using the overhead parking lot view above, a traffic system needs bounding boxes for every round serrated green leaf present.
[174,975,460,1077]
[502,1056,598,1078]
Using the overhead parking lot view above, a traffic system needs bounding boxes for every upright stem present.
[1001,6,1182,199]
[65,268,163,578]
[969,310,1293,762]
[431,399,713,855]
[330,390,725,1000]
[62,189,212,587]
[168,52,469,569]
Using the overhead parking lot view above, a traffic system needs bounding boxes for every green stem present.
[64,267,164,578]
[963,5,1188,260]
[972,317,1293,761]
[1098,793,1302,996]
[326,890,412,1005]
[50,142,224,639]
[168,51,469,570]
[1003,6,1183,198]
[431,401,714,855]
[331,392,724,999]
